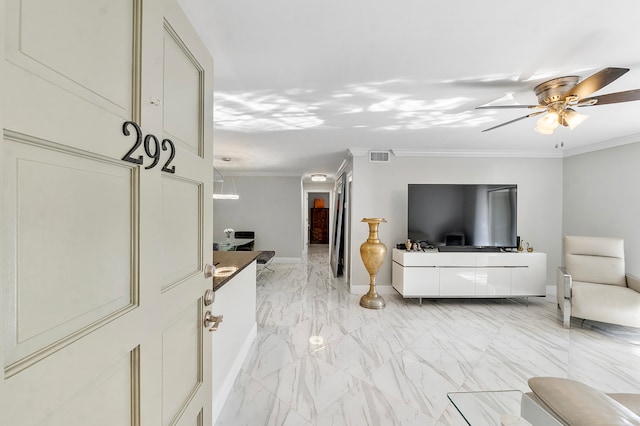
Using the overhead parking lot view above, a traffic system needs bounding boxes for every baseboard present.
[211,322,257,424]
[272,257,301,264]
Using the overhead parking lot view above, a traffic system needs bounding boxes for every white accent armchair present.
[557,236,640,328]
[522,377,640,425]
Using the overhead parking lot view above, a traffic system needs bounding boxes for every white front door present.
[1,1,214,424]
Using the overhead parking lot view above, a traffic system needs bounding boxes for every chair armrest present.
[557,267,572,301]
[527,377,640,426]
[627,273,640,293]
[557,267,572,328]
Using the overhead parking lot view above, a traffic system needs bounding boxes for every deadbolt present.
[204,289,215,306]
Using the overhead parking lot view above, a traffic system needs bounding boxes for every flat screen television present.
[408,184,517,251]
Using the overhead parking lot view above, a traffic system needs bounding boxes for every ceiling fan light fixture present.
[563,110,589,129]
[534,125,554,135]
[478,67,640,134]
[534,111,559,134]
[540,111,559,128]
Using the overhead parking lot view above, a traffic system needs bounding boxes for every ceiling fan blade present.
[481,110,546,132]
[563,67,629,100]
[579,88,640,106]
[476,105,544,110]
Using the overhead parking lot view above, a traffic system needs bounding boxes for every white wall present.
[349,155,564,293]
[562,141,640,276]
[213,176,302,259]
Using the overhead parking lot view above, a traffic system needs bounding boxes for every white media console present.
[392,248,547,304]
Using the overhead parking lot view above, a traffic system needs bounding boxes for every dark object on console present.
[213,242,220,251]
[419,241,433,249]
[234,231,255,251]
[438,246,501,252]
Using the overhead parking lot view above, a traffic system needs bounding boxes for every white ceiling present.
[179,0,640,182]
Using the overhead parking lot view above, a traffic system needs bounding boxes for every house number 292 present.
[121,121,176,173]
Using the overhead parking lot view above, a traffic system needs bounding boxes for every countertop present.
[212,251,260,291]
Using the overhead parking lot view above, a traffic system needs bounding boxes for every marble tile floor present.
[215,245,640,425]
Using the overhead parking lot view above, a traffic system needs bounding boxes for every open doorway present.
[302,188,332,251]
[307,192,330,244]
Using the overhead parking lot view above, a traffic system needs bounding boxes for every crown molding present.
[390,149,563,158]
[562,133,640,157]
[348,147,563,158]
[348,148,370,156]
[348,135,640,159]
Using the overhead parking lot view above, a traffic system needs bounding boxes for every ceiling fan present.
[476,67,640,134]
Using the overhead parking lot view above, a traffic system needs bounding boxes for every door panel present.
[3,134,136,373]
[163,24,203,156]
[38,349,139,426]
[161,175,202,290]
[0,326,143,425]
[13,0,134,113]
[5,0,138,132]
[162,301,202,425]
[1,0,213,424]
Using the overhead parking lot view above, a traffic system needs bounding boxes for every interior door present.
[0,1,214,425]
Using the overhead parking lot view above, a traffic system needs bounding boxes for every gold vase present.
[359,218,387,309]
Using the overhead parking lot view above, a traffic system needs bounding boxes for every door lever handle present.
[203,311,223,332]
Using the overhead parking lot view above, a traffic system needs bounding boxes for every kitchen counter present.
[210,250,259,422]
[212,251,260,291]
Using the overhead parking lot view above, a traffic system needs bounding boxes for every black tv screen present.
[408,184,517,249]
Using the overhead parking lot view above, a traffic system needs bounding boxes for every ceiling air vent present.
[369,150,390,163]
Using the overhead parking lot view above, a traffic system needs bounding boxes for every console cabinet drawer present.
[392,262,438,296]
[477,267,512,296]
[439,268,476,296]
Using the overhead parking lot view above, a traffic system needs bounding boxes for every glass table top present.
[447,390,524,425]
[214,238,254,251]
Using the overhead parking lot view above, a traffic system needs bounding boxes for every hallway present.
[215,245,640,425]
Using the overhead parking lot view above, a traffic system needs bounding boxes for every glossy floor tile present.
[215,245,640,425]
